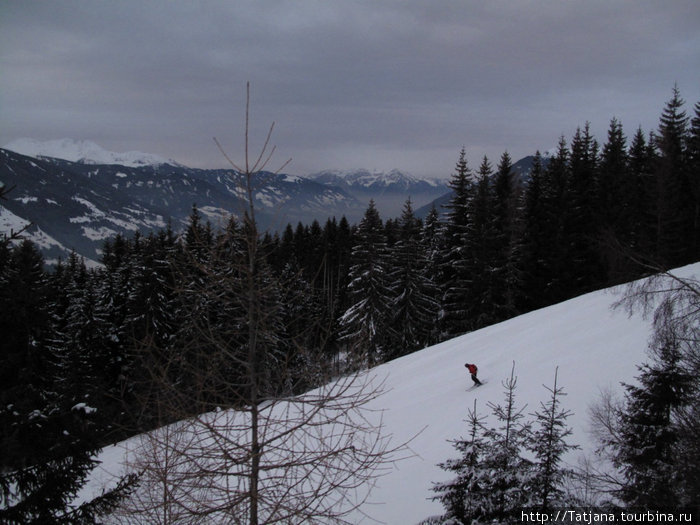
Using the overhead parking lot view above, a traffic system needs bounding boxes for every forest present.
[1,87,699,522]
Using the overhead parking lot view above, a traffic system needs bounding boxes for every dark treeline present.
[1,87,699,521]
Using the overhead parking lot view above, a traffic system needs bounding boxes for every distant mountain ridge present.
[308,168,449,218]
[0,148,363,264]
[308,168,444,190]
[1,139,546,265]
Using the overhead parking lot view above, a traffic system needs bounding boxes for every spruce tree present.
[420,205,445,346]
[686,100,700,259]
[567,123,602,295]
[0,243,134,523]
[427,400,490,525]
[540,137,572,305]
[612,319,695,509]
[428,364,533,524]
[626,127,657,260]
[387,198,440,359]
[439,148,474,338]
[462,156,496,330]
[479,363,533,521]
[520,152,550,310]
[598,118,636,282]
[491,151,522,322]
[339,200,394,368]
[653,85,690,267]
[527,367,579,511]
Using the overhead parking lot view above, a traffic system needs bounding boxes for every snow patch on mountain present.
[3,138,179,167]
[308,168,443,189]
[1,203,101,266]
[0,204,31,237]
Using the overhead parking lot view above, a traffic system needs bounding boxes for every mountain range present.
[308,168,449,221]
[0,140,450,265]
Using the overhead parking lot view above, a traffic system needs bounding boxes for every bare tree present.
[112,84,410,524]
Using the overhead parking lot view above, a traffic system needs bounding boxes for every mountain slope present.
[81,263,700,523]
[0,148,363,263]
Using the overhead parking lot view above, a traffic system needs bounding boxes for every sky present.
[2,1,699,179]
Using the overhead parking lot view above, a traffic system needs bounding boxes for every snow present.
[0,205,66,251]
[3,138,178,167]
[0,204,31,234]
[72,403,97,415]
[81,263,699,524]
[14,196,38,204]
[198,205,232,224]
[81,226,119,241]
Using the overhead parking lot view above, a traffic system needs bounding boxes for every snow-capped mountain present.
[0,148,363,264]
[307,168,449,218]
[3,138,178,168]
[309,168,444,191]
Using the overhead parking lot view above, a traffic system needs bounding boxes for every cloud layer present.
[2,1,699,177]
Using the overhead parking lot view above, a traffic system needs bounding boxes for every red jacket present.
[465,363,477,375]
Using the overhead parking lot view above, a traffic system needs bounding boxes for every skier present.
[464,363,482,386]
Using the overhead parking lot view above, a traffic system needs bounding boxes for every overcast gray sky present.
[2,1,699,178]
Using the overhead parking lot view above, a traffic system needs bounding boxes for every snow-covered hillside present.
[83,263,699,524]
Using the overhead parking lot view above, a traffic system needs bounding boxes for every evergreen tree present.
[598,118,628,236]
[0,243,134,523]
[420,205,445,346]
[427,400,490,525]
[439,148,474,338]
[567,123,602,294]
[183,204,213,265]
[685,100,700,259]
[387,198,440,358]
[49,254,111,434]
[462,156,496,330]
[339,200,394,368]
[653,85,690,267]
[626,127,657,259]
[444,148,472,233]
[527,367,579,511]
[540,137,572,305]
[322,216,354,363]
[479,363,533,521]
[612,318,695,508]
[520,152,550,310]
[277,258,327,393]
[0,241,52,476]
[598,118,635,281]
[491,151,523,322]
[428,364,533,524]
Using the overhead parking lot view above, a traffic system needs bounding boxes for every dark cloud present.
[2,1,699,177]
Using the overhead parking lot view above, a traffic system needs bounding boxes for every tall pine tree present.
[339,200,394,368]
[387,198,440,359]
[439,148,474,339]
